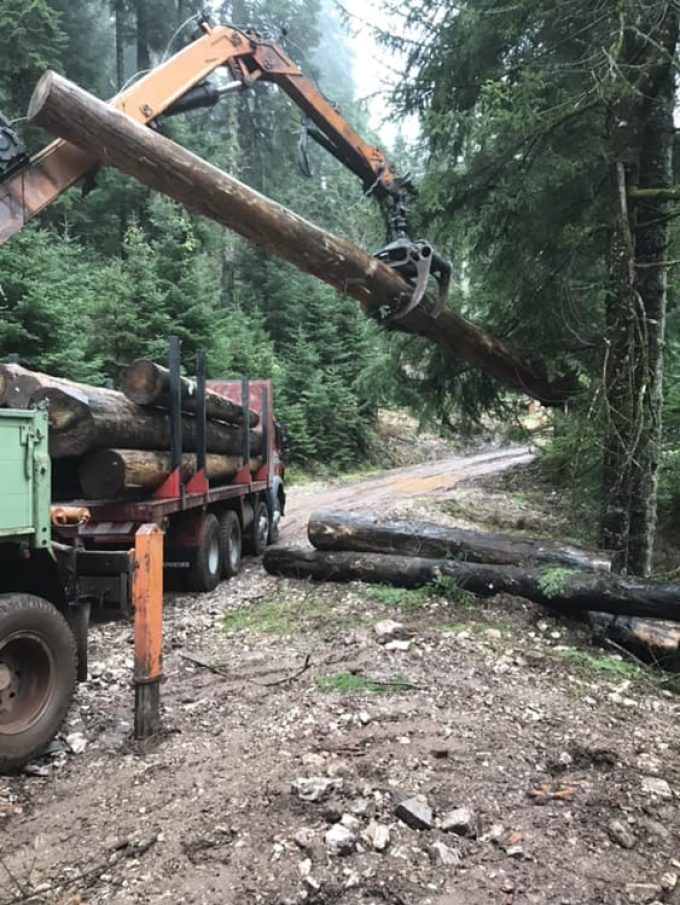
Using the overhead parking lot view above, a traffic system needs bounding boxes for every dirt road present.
[282,446,533,539]
[1,448,678,905]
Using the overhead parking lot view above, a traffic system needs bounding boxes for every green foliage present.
[364,584,429,611]
[0,229,105,382]
[314,671,414,694]
[429,574,477,606]
[0,0,65,112]
[537,566,575,600]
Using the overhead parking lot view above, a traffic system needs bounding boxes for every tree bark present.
[32,385,260,458]
[78,448,261,498]
[262,547,680,622]
[120,359,259,426]
[27,71,570,407]
[308,511,611,571]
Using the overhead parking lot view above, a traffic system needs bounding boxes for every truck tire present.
[245,500,270,557]
[219,511,242,579]
[186,514,222,592]
[268,495,282,545]
[0,594,77,773]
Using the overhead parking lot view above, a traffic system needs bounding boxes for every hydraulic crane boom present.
[0,16,450,316]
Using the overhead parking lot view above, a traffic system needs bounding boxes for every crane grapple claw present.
[374,237,451,320]
[0,112,24,172]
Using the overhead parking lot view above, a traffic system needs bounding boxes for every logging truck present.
[0,355,285,771]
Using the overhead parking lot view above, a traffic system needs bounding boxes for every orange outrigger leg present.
[131,523,164,738]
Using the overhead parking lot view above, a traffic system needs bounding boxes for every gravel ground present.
[1,451,678,905]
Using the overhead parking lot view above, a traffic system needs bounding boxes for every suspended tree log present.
[308,511,611,571]
[262,548,680,622]
[0,363,111,408]
[120,360,259,427]
[32,386,261,458]
[28,71,571,407]
[78,449,264,498]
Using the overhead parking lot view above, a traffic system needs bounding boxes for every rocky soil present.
[1,451,678,905]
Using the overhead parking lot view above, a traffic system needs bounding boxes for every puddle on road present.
[390,472,460,494]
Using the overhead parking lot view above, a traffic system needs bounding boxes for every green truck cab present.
[0,409,85,772]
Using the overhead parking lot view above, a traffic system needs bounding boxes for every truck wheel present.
[0,594,77,773]
[219,511,242,579]
[245,500,270,556]
[268,495,282,545]
[186,514,222,592]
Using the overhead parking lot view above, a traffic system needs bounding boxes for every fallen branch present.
[259,653,312,686]
[1,836,158,905]
[178,652,230,678]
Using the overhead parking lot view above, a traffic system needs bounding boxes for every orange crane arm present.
[0,18,402,246]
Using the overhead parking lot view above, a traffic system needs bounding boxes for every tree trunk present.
[32,385,260,458]
[0,363,109,408]
[78,448,261,498]
[114,0,126,88]
[27,71,570,407]
[308,511,611,571]
[120,359,258,425]
[262,548,680,622]
[600,7,678,576]
[626,9,679,575]
[135,0,150,72]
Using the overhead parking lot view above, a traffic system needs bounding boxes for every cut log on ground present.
[588,612,680,670]
[28,71,571,407]
[78,449,263,498]
[263,548,680,622]
[32,386,260,458]
[120,360,258,427]
[0,363,110,409]
[308,511,611,571]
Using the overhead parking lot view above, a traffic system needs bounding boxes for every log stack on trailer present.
[0,344,285,597]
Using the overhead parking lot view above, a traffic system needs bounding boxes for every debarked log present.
[262,548,680,622]
[308,511,611,571]
[32,386,262,458]
[78,448,263,499]
[120,359,258,427]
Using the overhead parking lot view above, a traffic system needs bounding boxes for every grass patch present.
[364,584,429,611]
[552,647,640,679]
[437,621,472,634]
[364,577,478,611]
[315,670,414,694]
[221,593,352,637]
[222,597,298,635]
